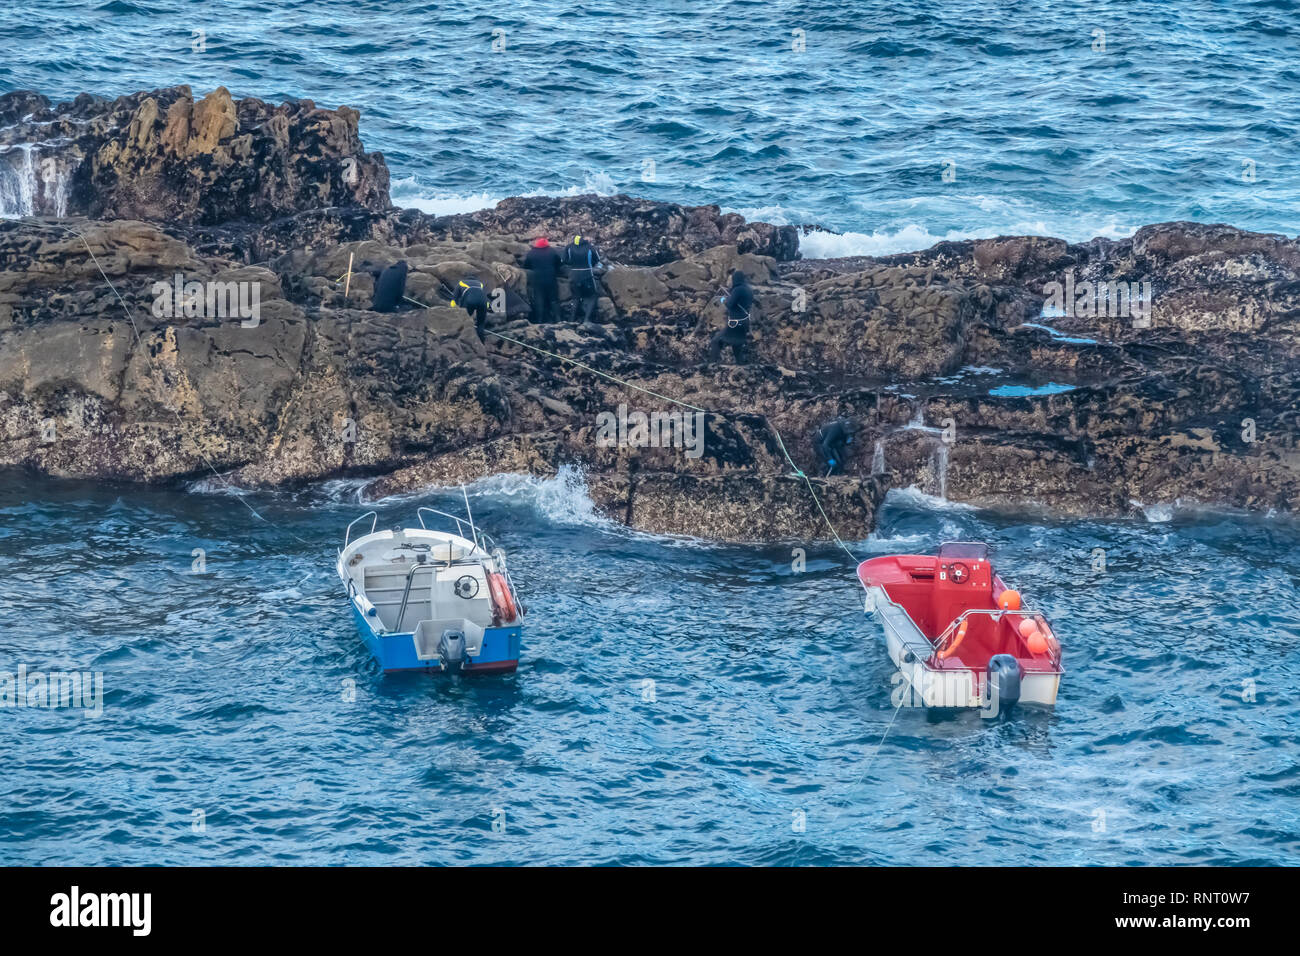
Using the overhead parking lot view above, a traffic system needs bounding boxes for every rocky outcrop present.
[782,222,1300,514]
[434,194,800,265]
[0,86,389,223]
[0,87,1296,540]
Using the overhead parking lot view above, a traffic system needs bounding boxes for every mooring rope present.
[372,285,917,863]
[789,674,913,866]
[390,289,863,564]
[53,222,313,545]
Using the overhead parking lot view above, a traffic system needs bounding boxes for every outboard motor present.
[985,653,1021,716]
[437,628,467,671]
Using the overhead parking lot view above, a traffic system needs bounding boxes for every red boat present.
[857,542,1063,711]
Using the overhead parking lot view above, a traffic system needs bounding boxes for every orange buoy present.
[487,571,518,624]
[937,617,969,660]
[998,589,1022,611]
[1026,630,1049,654]
[1018,617,1039,638]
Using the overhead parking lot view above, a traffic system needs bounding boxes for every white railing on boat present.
[417,506,483,548]
[415,506,524,619]
[931,607,1062,669]
[340,506,527,624]
[344,511,378,549]
[865,585,1059,670]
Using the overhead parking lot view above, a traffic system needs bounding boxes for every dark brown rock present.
[1,88,1296,540]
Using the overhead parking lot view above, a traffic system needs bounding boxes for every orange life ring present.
[937,618,969,660]
[487,571,518,624]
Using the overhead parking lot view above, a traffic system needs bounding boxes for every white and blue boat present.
[337,497,524,674]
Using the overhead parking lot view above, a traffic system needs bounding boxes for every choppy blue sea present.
[0,1,1299,865]
[2,0,1298,251]
[2,473,1298,865]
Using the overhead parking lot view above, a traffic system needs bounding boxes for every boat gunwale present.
[859,559,1064,677]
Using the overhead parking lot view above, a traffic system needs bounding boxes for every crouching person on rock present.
[816,417,856,476]
[707,269,754,364]
[451,276,489,341]
[362,260,409,312]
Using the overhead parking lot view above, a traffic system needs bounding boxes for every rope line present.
[389,290,862,564]
[56,223,312,545]
[375,284,901,862]
[790,674,912,866]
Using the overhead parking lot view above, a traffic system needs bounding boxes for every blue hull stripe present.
[349,602,521,674]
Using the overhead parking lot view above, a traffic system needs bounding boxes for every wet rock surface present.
[0,86,389,223]
[1,88,1296,540]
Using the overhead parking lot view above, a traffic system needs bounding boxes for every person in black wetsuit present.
[816,417,855,476]
[563,234,603,324]
[452,276,489,341]
[368,260,408,313]
[523,237,563,323]
[708,269,754,364]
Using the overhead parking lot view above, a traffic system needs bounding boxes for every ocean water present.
[1,0,1298,251]
[2,471,1298,865]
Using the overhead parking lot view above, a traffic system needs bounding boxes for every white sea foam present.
[884,486,977,513]
[389,186,506,217]
[463,464,617,530]
[186,475,253,496]
[733,194,1139,258]
[391,178,1140,258]
[861,530,928,551]
[390,172,620,217]
[797,224,953,259]
[1132,500,1176,523]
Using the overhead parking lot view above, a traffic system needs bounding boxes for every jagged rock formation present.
[0,87,1296,540]
[0,86,389,223]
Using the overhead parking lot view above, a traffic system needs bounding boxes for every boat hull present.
[350,602,521,674]
[866,583,1060,710]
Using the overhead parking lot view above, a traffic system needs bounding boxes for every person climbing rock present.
[708,269,754,364]
[367,260,408,313]
[563,234,604,324]
[816,417,855,476]
[523,237,562,324]
[451,275,489,341]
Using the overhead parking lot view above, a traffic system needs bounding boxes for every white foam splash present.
[861,530,929,551]
[933,443,950,500]
[390,171,620,217]
[797,223,956,259]
[0,143,69,218]
[186,476,252,496]
[1132,500,1175,523]
[871,440,886,475]
[899,405,944,436]
[311,478,372,503]
[462,464,616,530]
[884,486,976,512]
[390,186,506,217]
[734,193,1139,259]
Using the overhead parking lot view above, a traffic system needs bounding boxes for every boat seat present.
[364,566,436,632]
[361,564,497,633]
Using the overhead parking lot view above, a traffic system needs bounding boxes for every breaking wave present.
[390,172,620,218]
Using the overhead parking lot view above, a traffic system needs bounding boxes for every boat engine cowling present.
[986,653,1021,714]
[438,628,467,670]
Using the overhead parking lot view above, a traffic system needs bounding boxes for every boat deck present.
[859,553,1061,674]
